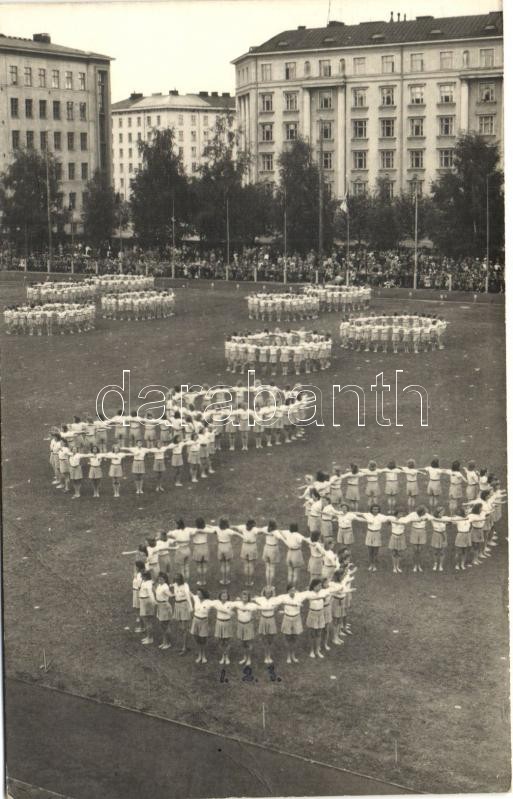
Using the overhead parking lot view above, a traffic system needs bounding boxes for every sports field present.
[1,277,509,793]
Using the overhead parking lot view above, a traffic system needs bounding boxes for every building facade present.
[111,91,235,200]
[0,32,112,227]
[233,12,503,198]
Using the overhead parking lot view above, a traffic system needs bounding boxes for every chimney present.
[199,91,208,97]
[33,32,51,43]
[389,11,394,21]
[211,91,219,97]
[169,89,179,96]
[129,92,143,101]
[404,13,406,20]
[222,92,230,97]
[397,12,400,21]
[297,25,306,30]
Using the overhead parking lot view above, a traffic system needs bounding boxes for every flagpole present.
[413,181,418,291]
[346,203,350,287]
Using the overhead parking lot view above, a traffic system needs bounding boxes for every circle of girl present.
[247,293,320,321]
[47,383,311,499]
[26,274,155,304]
[339,313,447,353]
[129,520,356,666]
[300,459,505,573]
[4,303,96,335]
[225,329,332,376]
[303,285,371,314]
[101,291,175,321]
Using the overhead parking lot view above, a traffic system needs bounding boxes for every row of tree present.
[0,113,504,260]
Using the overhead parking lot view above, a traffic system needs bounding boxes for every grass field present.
[1,278,510,794]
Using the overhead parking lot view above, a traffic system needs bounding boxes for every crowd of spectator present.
[0,242,504,293]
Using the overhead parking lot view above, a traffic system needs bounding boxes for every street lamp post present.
[171,195,176,279]
[225,194,230,281]
[318,120,324,271]
[44,135,53,273]
[70,211,75,274]
[485,173,490,293]
[413,177,419,290]
[283,183,287,285]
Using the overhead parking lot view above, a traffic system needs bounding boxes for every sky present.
[0,0,503,102]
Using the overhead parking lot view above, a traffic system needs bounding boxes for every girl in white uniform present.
[335,504,359,558]
[102,446,131,498]
[231,591,261,666]
[170,575,193,654]
[138,571,156,644]
[275,585,309,664]
[429,508,450,571]
[132,560,145,633]
[255,587,283,665]
[191,589,215,664]
[122,442,148,495]
[404,506,430,572]
[387,510,408,573]
[168,521,193,581]
[68,448,87,499]
[212,590,235,664]
[275,525,305,587]
[234,520,263,587]
[382,461,403,512]
[356,505,393,571]
[307,532,324,580]
[154,573,173,650]
[343,465,362,510]
[170,436,185,487]
[214,519,242,586]
[448,462,467,513]
[87,446,103,498]
[261,521,281,587]
[423,459,445,508]
[402,459,422,510]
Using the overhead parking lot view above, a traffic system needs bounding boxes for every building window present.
[409,180,423,197]
[79,102,87,121]
[11,130,20,149]
[119,148,123,158]
[79,72,86,90]
[40,131,48,151]
[260,153,274,172]
[410,85,424,104]
[439,116,454,136]
[319,90,332,110]
[260,93,273,112]
[261,63,272,80]
[67,132,75,151]
[353,180,367,196]
[55,165,63,183]
[10,98,19,118]
[127,117,132,127]
[409,117,424,137]
[352,88,366,108]
[178,146,184,157]
[52,69,60,89]
[120,178,124,188]
[339,58,346,74]
[53,101,61,120]
[319,59,331,77]
[380,118,395,138]
[285,62,296,80]
[54,132,62,150]
[284,91,298,111]
[304,60,311,76]
[479,82,496,102]
[409,150,424,168]
[439,83,454,103]
[479,115,495,135]
[440,50,453,69]
[323,151,333,170]
[129,163,133,173]
[410,53,424,72]
[480,48,494,68]
[9,65,18,85]
[81,163,88,180]
[69,192,76,210]
[39,99,47,119]
[320,120,332,140]
[137,116,141,127]
[25,99,33,119]
[119,133,123,143]
[191,146,197,157]
[147,116,152,126]
[382,55,395,74]
[66,101,74,121]
[353,57,366,75]
[80,132,87,150]
[381,87,395,106]
[352,119,367,139]
[353,150,367,170]
[439,149,454,168]
[128,148,132,158]
[65,71,73,90]
[381,180,394,199]
[38,68,46,87]
[202,115,208,126]
[119,163,124,172]
[285,122,298,141]
[25,131,34,149]
[24,67,32,87]
[137,132,142,141]
[260,123,273,141]
[68,162,75,180]
[462,50,470,68]
[380,150,395,169]
[128,132,132,143]
[191,130,197,142]
[147,132,151,140]
[178,130,184,141]
[118,117,123,127]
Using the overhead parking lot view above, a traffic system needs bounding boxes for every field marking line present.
[8,677,419,794]
[7,777,76,799]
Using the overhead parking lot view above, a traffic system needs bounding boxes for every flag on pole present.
[340,192,349,214]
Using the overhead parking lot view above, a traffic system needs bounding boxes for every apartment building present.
[0,32,112,224]
[232,11,503,198]
[111,90,235,199]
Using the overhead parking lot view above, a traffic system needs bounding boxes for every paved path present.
[6,679,414,798]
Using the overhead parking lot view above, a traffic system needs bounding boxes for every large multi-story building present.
[0,32,112,225]
[233,11,503,198]
[111,91,235,200]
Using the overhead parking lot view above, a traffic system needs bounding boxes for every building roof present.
[233,11,503,61]
[0,32,111,61]
[112,91,235,113]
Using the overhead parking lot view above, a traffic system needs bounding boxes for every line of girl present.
[131,561,356,666]
[247,293,320,321]
[225,330,332,376]
[339,313,447,353]
[4,303,95,335]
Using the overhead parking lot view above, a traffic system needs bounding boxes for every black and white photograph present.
[0,0,509,797]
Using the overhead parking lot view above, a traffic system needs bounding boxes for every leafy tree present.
[276,138,335,255]
[130,128,189,249]
[82,169,117,249]
[192,112,252,244]
[429,133,504,258]
[0,147,64,253]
